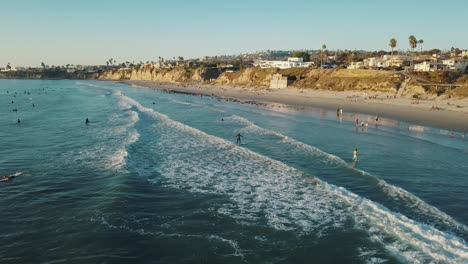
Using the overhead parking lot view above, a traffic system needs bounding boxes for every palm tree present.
[389,38,397,65]
[418,39,424,53]
[321,44,326,66]
[41,62,46,68]
[409,35,418,67]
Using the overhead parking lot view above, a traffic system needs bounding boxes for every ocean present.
[1,79,467,263]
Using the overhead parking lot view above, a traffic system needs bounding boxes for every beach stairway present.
[397,77,410,97]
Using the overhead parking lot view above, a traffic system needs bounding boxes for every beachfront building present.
[365,57,385,68]
[347,55,411,70]
[253,57,313,69]
[347,61,365,69]
[269,73,288,89]
[381,55,411,67]
[414,61,449,72]
[0,66,17,72]
[442,58,468,71]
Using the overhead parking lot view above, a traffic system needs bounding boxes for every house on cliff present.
[254,57,313,69]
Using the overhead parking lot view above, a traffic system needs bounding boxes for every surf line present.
[230,115,468,235]
[118,96,468,263]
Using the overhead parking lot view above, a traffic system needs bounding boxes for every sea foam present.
[118,95,468,263]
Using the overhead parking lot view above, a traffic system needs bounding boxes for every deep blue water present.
[1,79,467,263]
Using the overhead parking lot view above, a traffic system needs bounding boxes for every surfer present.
[235,133,243,144]
[1,172,22,182]
[352,148,359,162]
[17,119,21,125]
[85,118,90,124]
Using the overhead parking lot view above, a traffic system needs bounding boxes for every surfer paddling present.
[1,172,23,182]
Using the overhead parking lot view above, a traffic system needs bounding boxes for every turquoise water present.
[1,79,467,263]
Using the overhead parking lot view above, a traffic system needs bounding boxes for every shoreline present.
[122,80,468,132]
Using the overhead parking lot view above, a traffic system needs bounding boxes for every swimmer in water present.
[17,119,21,125]
[85,118,90,124]
[352,148,359,162]
[235,133,243,144]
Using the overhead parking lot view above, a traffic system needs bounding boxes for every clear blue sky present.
[1,0,467,66]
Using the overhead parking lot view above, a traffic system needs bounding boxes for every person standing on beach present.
[355,118,359,126]
[353,149,359,162]
[235,133,243,144]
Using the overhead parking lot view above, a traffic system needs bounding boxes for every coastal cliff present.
[2,66,467,97]
[99,66,405,93]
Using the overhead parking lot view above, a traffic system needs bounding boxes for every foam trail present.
[91,216,245,258]
[170,99,200,106]
[119,95,468,263]
[104,97,141,170]
[231,115,468,235]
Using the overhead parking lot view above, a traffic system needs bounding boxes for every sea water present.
[0,79,467,263]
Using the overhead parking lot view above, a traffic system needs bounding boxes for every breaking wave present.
[229,115,468,235]
[117,95,468,263]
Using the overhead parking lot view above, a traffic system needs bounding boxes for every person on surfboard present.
[235,133,243,144]
[1,172,22,182]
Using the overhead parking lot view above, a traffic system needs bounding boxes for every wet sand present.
[123,80,468,132]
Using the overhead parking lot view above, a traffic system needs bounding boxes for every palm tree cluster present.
[387,36,424,67]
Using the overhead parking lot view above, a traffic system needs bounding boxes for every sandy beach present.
[123,80,468,132]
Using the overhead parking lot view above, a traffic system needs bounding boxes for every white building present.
[270,73,288,89]
[0,66,17,72]
[347,61,365,69]
[365,57,385,68]
[442,58,468,71]
[414,61,449,72]
[381,55,411,67]
[254,57,313,69]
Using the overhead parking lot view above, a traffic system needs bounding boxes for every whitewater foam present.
[118,95,468,263]
[230,115,468,235]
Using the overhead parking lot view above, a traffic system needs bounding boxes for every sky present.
[0,0,467,66]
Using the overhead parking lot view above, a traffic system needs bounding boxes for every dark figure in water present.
[152,102,156,105]
[1,173,22,182]
[17,119,21,125]
[32,103,35,107]
[1,175,16,182]
[85,118,90,124]
[11,100,14,104]
[235,133,243,144]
